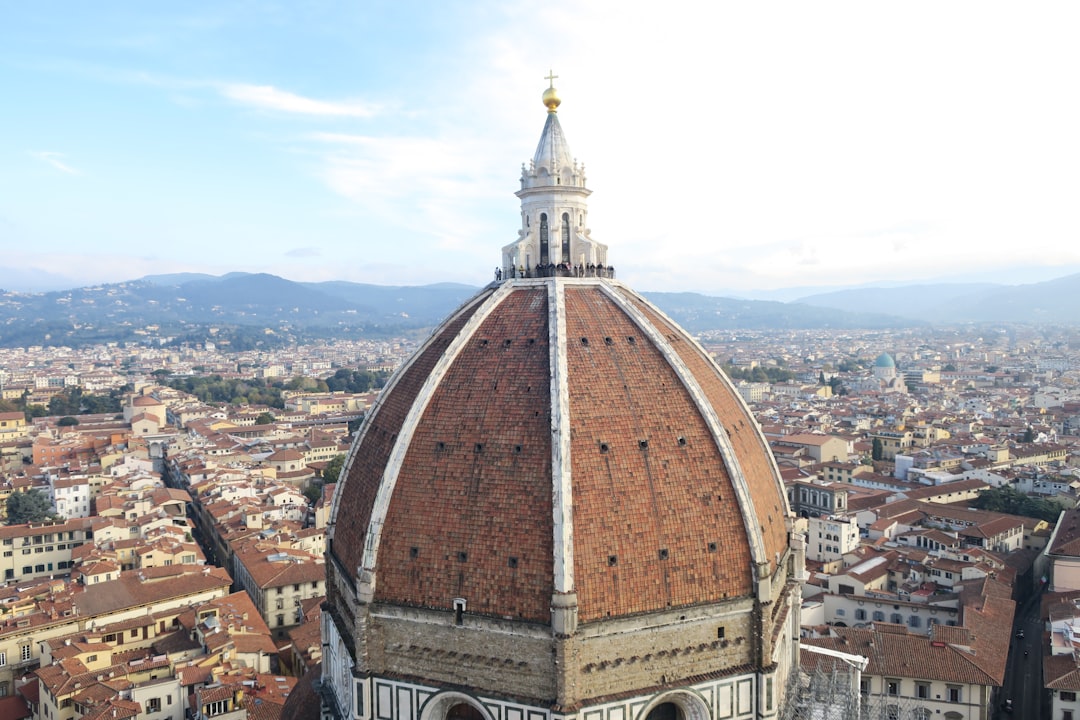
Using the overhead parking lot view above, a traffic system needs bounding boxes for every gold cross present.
[545,69,559,88]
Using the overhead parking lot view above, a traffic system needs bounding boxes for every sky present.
[3,2,1080,298]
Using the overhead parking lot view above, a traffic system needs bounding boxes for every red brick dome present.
[328,278,790,624]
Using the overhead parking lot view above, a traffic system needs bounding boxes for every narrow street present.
[998,586,1046,719]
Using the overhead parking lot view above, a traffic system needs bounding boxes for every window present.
[947,686,961,703]
[913,709,930,720]
[147,697,161,712]
[855,609,867,621]
[885,705,899,720]
[20,645,30,662]
[86,655,97,662]
[908,615,921,628]
[886,679,899,696]
[890,613,903,624]
[916,683,930,699]
[873,611,885,622]
[0,651,6,667]
[1063,692,1077,702]
[836,608,846,617]
[1065,712,1074,720]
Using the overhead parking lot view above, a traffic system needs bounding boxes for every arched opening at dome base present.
[448,704,485,720]
[638,690,710,720]
[645,703,682,720]
[420,692,495,720]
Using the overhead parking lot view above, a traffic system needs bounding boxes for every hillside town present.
[0,325,1078,718]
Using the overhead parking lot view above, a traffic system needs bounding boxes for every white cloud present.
[307,131,511,259]
[221,84,380,118]
[30,152,80,175]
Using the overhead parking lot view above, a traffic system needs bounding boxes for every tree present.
[972,485,1061,522]
[1022,427,1035,443]
[255,412,276,425]
[322,453,347,484]
[303,479,324,505]
[57,416,79,427]
[7,489,57,525]
[871,438,884,462]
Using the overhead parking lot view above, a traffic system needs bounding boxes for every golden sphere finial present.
[543,69,561,113]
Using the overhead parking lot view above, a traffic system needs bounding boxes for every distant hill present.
[2,270,1078,348]
[140,272,252,285]
[796,273,1080,323]
[640,292,914,332]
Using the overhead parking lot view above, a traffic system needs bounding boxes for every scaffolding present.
[782,648,939,720]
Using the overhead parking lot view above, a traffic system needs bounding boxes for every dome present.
[320,78,800,720]
[329,280,790,624]
[874,352,896,368]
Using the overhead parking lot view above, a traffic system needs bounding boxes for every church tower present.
[502,73,608,274]
[317,78,800,720]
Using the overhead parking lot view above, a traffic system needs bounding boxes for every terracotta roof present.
[1045,653,1080,690]
[331,281,790,624]
[803,626,1000,686]
[74,565,232,616]
[1049,507,1080,557]
[278,663,321,720]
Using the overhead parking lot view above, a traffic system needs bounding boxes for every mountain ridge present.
[0,271,1077,348]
